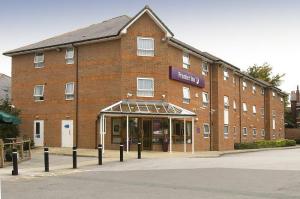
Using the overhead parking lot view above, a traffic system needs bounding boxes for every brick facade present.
[6,7,285,151]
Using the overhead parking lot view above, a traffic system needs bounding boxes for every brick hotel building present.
[4,6,286,152]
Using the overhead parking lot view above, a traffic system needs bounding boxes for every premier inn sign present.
[169,66,205,88]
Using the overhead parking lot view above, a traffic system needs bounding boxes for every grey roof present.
[4,15,131,55]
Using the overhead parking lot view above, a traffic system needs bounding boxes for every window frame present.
[137,77,154,97]
[137,37,155,57]
[253,128,257,136]
[252,85,256,94]
[65,47,75,64]
[242,102,247,112]
[261,129,265,137]
[65,82,75,100]
[224,125,229,138]
[252,105,257,115]
[34,52,44,68]
[224,96,229,109]
[233,100,237,110]
[242,127,248,136]
[202,62,209,76]
[242,81,247,91]
[33,85,45,101]
[223,67,229,80]
[203,123,210,138]
[182,86,191,104]
[182,52,190,69]
[202,92,209,107]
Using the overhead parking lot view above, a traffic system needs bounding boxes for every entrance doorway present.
[34,120,44,146]
[142,120,152,150]
[61,120,73,147]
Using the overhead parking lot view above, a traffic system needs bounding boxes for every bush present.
[5,148,13,161]
[235,139,296,150]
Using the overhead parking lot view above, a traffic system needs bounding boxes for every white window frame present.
[252,105,257,115]
[33,85,45,101]
[65,47,75,64]
[137,77,154,97]
[182,52,190,69]
[202,62,209,76]
[233,100,237,110]
[203,123,210,138]
[243,127,248,136]
[233,76,236,85]
[182,87,190,104]
[224,96,229,109]
[202,92,209,107]
[65,82,75,100]
[253,128,257,136]
[242,103,247,112]
[242,81,247,91]
[261,88,265,95]
[224,125,229,138]
[137,37,155,57]
[261,107,265,116]
[261,129,265,137]
[252,85,256,94]
[272,91,276,97]
[34,52,44,68]
[223,67,229,80]
[280,97,283,103]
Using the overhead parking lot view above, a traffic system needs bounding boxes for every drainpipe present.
[75,46,79,147]
[239,77,242,144]
[209,63,213,151]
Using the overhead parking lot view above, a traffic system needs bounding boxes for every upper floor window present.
[33,85,44,101]
[242,81,247,91]
[182,87,190,104]
[272,91,276,97]
[233,100,237,110]
[224,125,229,138]
[34,52,44,68]
[252,85,256,94]
[224,96,229,109]
[137,37,154,56]
[261,88,265,95]
[137,78,154,97]
[233,76,236,85]
[242,102,247,112]
[202,92,209,107]
[203,124,210,138]
[223,68,229,80]
[202,62,209,76]
[183,52,190,69]
[65,82,75,100]
[261,107,265,116]
[280,97,284,103]
[65,48,74,64]
[252,105,257,115]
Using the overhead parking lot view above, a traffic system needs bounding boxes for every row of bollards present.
[11,142,142,175]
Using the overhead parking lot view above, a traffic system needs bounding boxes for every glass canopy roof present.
[100,100,196,117]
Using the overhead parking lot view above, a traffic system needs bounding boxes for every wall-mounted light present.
[127,93,133,98]
[162,94,166,99]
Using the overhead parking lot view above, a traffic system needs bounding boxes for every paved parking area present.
[2,148,300,198]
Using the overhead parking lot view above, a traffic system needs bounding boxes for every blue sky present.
[1,0,300,93]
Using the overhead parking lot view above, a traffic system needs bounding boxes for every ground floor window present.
[173,120,192,144]
[112,118,122,144]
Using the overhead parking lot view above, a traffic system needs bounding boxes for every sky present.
[0,0,299,93]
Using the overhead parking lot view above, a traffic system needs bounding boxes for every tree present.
[246,63,285,87]
[0,98,21,139]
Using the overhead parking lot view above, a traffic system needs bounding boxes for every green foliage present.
[246,63,285,87]
[0,98,21,140]
[234,139,296,150]
[285,108,295,128]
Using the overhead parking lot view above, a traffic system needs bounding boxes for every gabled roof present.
[4,6,173,56]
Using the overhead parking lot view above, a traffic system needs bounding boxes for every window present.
[183,52,190,69]
[173,121,192,144]
[280,97,283,103]
[253,128,257,136]
[137,37,154,56]
[261,88,265,95]
[233,126,236,137]
[233,100,237,110]
[112,118,122,144]
[252,105,257,115]
[182,87,190,104]
[33,85,44,101]
[233,76,236,84]
[272,91,276,97]
[203,124,210,138]
[272,117,276,130]
[242,103,247,112]
[224,96,229,109]
[272,110,276,116]
[202,62,209,75]
[137,78,154,97]
[243,127,247,136]
[65,82,75,100]
[261,129,265,137]
[252,85,256,94]
[65,48,74,64]
[223,68,229,80]
[261,107,265,116]
[202,92,209,107]
[242,81,247,91]
[224,125,229,138]
[34,52,44,68]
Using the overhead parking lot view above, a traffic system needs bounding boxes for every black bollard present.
[12,148,18,176]
[98,144,102,165]
[73,146,77,169]
[44,147,49,172]
[138,142,141,159]
[120,144,124,162]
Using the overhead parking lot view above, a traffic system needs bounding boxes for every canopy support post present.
[192,117,195,154]
[169,117,172,153]
[126,115,129,153]
[184,118,186,152]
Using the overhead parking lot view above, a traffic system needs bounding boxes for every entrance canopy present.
[100,99,196,117]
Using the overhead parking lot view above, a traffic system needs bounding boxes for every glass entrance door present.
[142,120,152,150]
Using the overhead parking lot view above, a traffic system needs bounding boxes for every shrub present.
[234,139,296,150]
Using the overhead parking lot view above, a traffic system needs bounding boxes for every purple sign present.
[169,66,205,88]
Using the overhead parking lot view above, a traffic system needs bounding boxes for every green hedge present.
[234,139,296,150]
